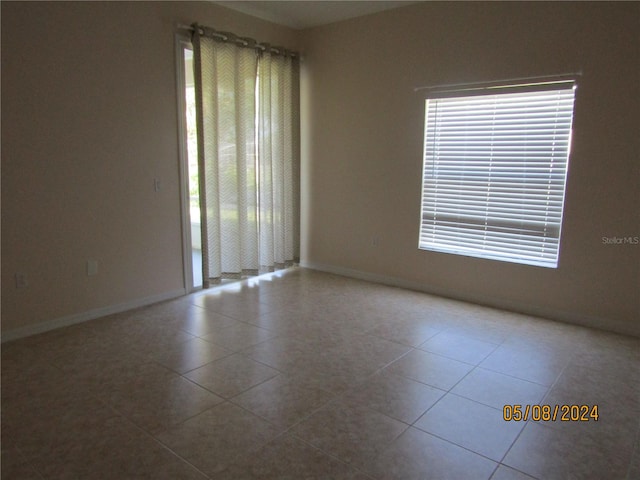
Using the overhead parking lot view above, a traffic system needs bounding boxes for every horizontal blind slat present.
[419,83,575,268]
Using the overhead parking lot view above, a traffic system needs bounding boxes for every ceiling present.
[214,1,418,30]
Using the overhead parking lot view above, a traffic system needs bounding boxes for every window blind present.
[419,82,576,268]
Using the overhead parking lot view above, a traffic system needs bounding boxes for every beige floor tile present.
[219,433,373,480]
[5,396,119,464]
[335,334,412,367]
[480,342,572,386]
[134,300,209,325]
[291,400,407,467]
[539,359,640,434]
[539,396,636,436]
[414,393,524,461]
[508,316,591,352]
[503,421,635,480]
[118,327,196,357]
[241,335,324,372]
[560,354,640,398]
[155,402,283,477]
[2,267,638,479]
[285,324,366,351]
[185,353,281,398]
[280,345,384,394]
[0,449,43,480]
[192,292,274,321]
[418,331,499,364]
[243,306,318,332]
[232,375,335,428]
[44,321,196,361]
[442,315,515,345]
[451,367,548,410]
[364,317,442,347]
[100,372,224,435]
[629,431,640,480]
[576,329,640,363]
[1,357,81,410]
[26,330,145,375]
[490,465,537,480]
[172,309,239,336]
[340,370,445,424]
[33,416,208,480]
[387,349,474,390]
[150,337,232,373]
[59,354,176,396]
[403,306,467,332]
[201,322,277,351]
[361,426,497,480]
[5,323,104,363]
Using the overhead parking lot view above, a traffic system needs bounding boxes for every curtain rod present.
[177,23,298,58]
[414,72,582,93]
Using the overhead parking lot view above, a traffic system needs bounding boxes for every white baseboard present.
[300,261,639,338]
[1,288,187,343]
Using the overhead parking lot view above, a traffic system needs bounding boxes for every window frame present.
[418,79,577,268]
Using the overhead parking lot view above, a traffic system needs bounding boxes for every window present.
[418,80,576,268]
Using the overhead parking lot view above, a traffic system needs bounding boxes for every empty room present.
[1,1,638,479]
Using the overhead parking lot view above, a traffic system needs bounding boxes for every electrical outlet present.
[15,273,28,288]
[371,236,380,247]
[154,178,162,192]
[87,260,98,276]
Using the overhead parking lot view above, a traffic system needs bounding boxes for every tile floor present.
[2,267,639,479]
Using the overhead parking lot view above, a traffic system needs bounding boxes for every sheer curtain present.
[258,51,299,272]
[192,27,299,287]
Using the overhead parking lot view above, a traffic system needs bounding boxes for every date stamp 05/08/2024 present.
[503,404,599,422]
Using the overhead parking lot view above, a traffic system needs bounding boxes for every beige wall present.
[3,1,638,339]
[299,2,640,335]
[1,1,297,335]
